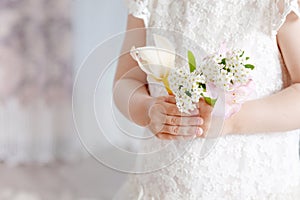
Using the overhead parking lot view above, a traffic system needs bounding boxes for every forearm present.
[113,78,152,127]
[225,83,300,135]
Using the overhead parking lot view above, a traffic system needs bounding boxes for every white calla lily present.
[130,34,176,94]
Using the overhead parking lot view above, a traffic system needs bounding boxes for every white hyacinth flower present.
[168,66,206,114]
[201,49,254,92]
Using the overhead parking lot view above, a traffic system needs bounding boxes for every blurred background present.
[0,0,129,199]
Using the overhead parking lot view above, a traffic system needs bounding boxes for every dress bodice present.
[115,1,300,199]
[128,0,300,98]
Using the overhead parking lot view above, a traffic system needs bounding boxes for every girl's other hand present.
[147,96,204,140]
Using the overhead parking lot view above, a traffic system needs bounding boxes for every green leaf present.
[188,50,196,73]
[204,96,217,106]
[239,51,245,57]
[219,58,226,66]
[185,90,192,97]
[244,64,255,70]
[198,83,206,91]
[246,57,250,60]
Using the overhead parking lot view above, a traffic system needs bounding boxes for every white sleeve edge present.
[131,12,150,28]
[273,0,300,34]
[126,0,150,28]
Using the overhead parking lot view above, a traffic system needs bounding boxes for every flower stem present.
[162,76,173,95]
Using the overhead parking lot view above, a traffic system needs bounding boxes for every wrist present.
[222,117,234,135]
[223,104,246,135]
[144,96,155,124]
[221,109,241,135]
[127,86,153,127]
[134,95,154,127]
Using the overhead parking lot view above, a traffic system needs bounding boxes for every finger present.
[164,95,176,104]
[160,125,203,136]
[161,101,199,116]
[198,98,214,111]
[155,133,177,140]
[164,115,203,126]
[156,133,196,140]
[195,130,208,138]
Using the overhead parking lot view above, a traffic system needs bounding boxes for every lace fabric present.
[273,0,300,33]
[126,0,151,27]
[126,0,300,35]
[118,0,300,199]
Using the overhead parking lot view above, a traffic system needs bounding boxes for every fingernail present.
[196,128,203,136]
[198,118,203,125]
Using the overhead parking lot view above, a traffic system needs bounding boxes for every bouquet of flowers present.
[130,34,255,118]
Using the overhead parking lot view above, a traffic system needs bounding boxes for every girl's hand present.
[147,96,204,140]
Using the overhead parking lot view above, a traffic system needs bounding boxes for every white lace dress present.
[114,0,300,199]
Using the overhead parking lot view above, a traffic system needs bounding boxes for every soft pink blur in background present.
[0,0,128,199]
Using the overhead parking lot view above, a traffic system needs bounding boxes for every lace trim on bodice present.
[125,0,150,27]
[126,0,300,34]
[273,0,300,34]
